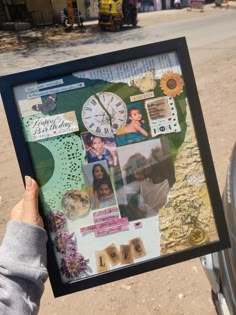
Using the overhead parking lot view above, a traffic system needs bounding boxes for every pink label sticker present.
[134,222,143,229]
[94,224,129,237]
[93,206,119,218]
[94,213,119,224]
[80,217,128,234]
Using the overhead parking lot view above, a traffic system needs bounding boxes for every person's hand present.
[101,193,114,200]
[9,176,44,228]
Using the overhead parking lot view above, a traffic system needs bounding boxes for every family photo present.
[115,137,176,221]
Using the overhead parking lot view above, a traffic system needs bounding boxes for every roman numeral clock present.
[82,92,128,136]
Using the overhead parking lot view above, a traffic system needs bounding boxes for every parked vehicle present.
[98,0,138,31]
[201,143,236,315]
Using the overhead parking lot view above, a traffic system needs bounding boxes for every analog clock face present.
[82,92,127,137]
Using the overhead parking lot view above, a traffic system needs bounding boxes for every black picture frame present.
[0,37,230,298]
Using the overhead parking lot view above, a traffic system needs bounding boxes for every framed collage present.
[0,37,230,297]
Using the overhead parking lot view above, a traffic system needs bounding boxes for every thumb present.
[23,176,44,228]
[23,176,39,212]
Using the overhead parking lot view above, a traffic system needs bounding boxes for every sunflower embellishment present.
[160,72,184,97]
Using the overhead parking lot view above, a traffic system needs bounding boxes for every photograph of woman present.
[82,161,117,210]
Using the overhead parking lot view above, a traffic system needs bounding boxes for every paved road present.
[0,7,236,75]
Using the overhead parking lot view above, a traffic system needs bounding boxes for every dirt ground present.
[0,2,232,53]
[0,3,236,315]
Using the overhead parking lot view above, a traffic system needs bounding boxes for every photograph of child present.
[115,138,175,221]
[81,132,118,167]
[116,103,148,146]
[122,107,148,136]
[92,181,116,210]
[82,161,117,210]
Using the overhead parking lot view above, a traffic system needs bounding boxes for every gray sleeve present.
[0,220,48,315]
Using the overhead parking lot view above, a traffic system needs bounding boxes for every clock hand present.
[101,112,105,122]
[93,93,112,127]
[106,97,114,113]
[84,114,107,119]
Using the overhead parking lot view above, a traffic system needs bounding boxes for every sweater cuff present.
[0,221,48,271]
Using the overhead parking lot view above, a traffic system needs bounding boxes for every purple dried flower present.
[61,252,89,278]
[55,231,76,254]
[46,210,66,232]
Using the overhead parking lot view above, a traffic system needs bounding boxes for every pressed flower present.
[46,210,66,232]
[160,72,184,97]
[55,231,76,254]
[61,252,89,278]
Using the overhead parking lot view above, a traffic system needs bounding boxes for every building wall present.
[26,0,54,25]
[77,0,87,19]
[51,0,66,13]
[85,0,99,19]
[51,0,88,21]
[27,0,93,24]
[0,0,9,23]
[0,0,91,25]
